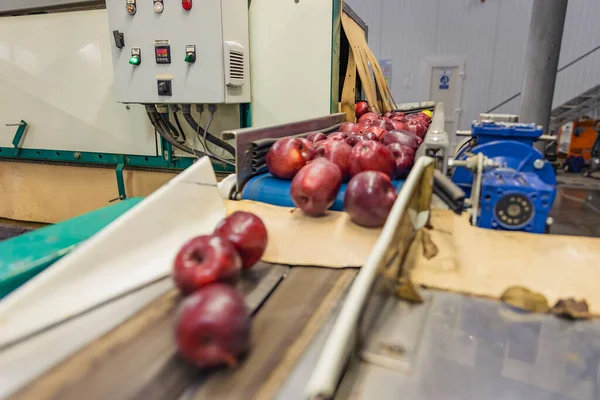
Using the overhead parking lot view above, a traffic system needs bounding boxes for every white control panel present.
[105,0,250,104]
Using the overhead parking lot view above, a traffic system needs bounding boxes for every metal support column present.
[519,0,568,150]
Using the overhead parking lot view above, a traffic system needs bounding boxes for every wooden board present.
[407,209,600,314]
[0,161,177,223]
[12,266,355,400]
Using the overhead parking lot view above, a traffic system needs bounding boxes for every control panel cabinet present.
[106,0,250,104]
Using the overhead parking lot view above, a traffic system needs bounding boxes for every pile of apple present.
[265,102,431,227]
[171,211,268,369]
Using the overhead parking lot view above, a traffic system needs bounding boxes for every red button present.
[182,0,192,10]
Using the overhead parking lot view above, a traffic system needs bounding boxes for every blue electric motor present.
[451,122,557,234]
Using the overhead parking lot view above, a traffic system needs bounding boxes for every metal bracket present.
[470,153,484,226]
[109,162,127,202]
[6,120,27,155]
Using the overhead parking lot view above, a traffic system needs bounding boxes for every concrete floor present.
[550,172,600,237]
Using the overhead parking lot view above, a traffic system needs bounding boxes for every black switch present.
[157,80,172,96]
[113,30,125,49]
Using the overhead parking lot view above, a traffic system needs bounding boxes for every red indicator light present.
[182,0,192,10]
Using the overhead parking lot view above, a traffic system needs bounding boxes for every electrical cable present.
[158,111,202,156]
[172,112,187,143]
[181,104,236,157]
[160,112,183,142]
[198,107,235,167]
[145,105,205,158]
[146,105,234,169]
[158,112,183,141]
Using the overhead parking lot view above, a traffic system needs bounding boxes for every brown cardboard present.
[407,209,600,314]
[226,200,381,268]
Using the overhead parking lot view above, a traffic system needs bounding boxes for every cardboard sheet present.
[226,200,381,268]
[407,209,600,314]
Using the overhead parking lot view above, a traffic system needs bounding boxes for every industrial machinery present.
[0,0,354,221]
[232,102,441,209]
[451,121,557,233]
[585,120,600,175]
[3,2,600,399]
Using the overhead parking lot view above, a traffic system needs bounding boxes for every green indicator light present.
[129,55,140,66]
[184,53,196,63]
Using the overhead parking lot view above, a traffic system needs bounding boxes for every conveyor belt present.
[242,173,405,211]
[11,265,356,400]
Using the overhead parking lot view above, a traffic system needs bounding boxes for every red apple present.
[328,132,348,141]
[372,118,394,132]
[392,120,408,131]
[266,138,312,180]
[364,131,380,141]
[405,113,430,126]
[214,211,268,269]
[387,143,415,178]
[339,122,361,133]
[290,158,342,216]
[344,171,398,228]
[299,138,314,152]
[307,132,327,143]
[313,140,352,181]
[391,115,407,123]
[173,235,242,295]
[358,112,380,124]
[381,130,422,150]
[365,125,387,140]
[407,120,428,138]
[357,120,373,132]
[175,284,251,368]
[355,101,369,119]
[348,140,396,179]
[415,112,432,122]
[346,134,364,147]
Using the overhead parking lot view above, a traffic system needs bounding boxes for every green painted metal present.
[0,147,234,173]
[240,103,252,128]
[114,163,127,201]
[0,197,143,299]
[330,0,342,114]
[0,103,241,174]
[162,138,173,164]
[7,120,28,155]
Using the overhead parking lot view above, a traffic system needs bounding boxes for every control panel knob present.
[126,0,137,15]
[185,52,196,63]
[129,48,141,66]
[184,45,196,63]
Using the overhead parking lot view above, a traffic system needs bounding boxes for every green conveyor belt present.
[0,198,143,299]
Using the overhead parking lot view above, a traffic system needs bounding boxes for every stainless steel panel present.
[283,288,600,400]
[305,156,435,399]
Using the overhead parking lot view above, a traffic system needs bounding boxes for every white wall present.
[346,0,600,130]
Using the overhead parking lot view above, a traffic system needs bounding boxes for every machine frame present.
[0,0,358,193]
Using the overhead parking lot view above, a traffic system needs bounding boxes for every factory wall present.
[346,0,600,130]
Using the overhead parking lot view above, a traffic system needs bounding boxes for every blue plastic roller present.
[242,173,405,211]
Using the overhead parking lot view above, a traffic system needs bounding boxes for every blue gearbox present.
[451,122,557,234]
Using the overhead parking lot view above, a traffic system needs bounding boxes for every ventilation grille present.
[224,41,246,87]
